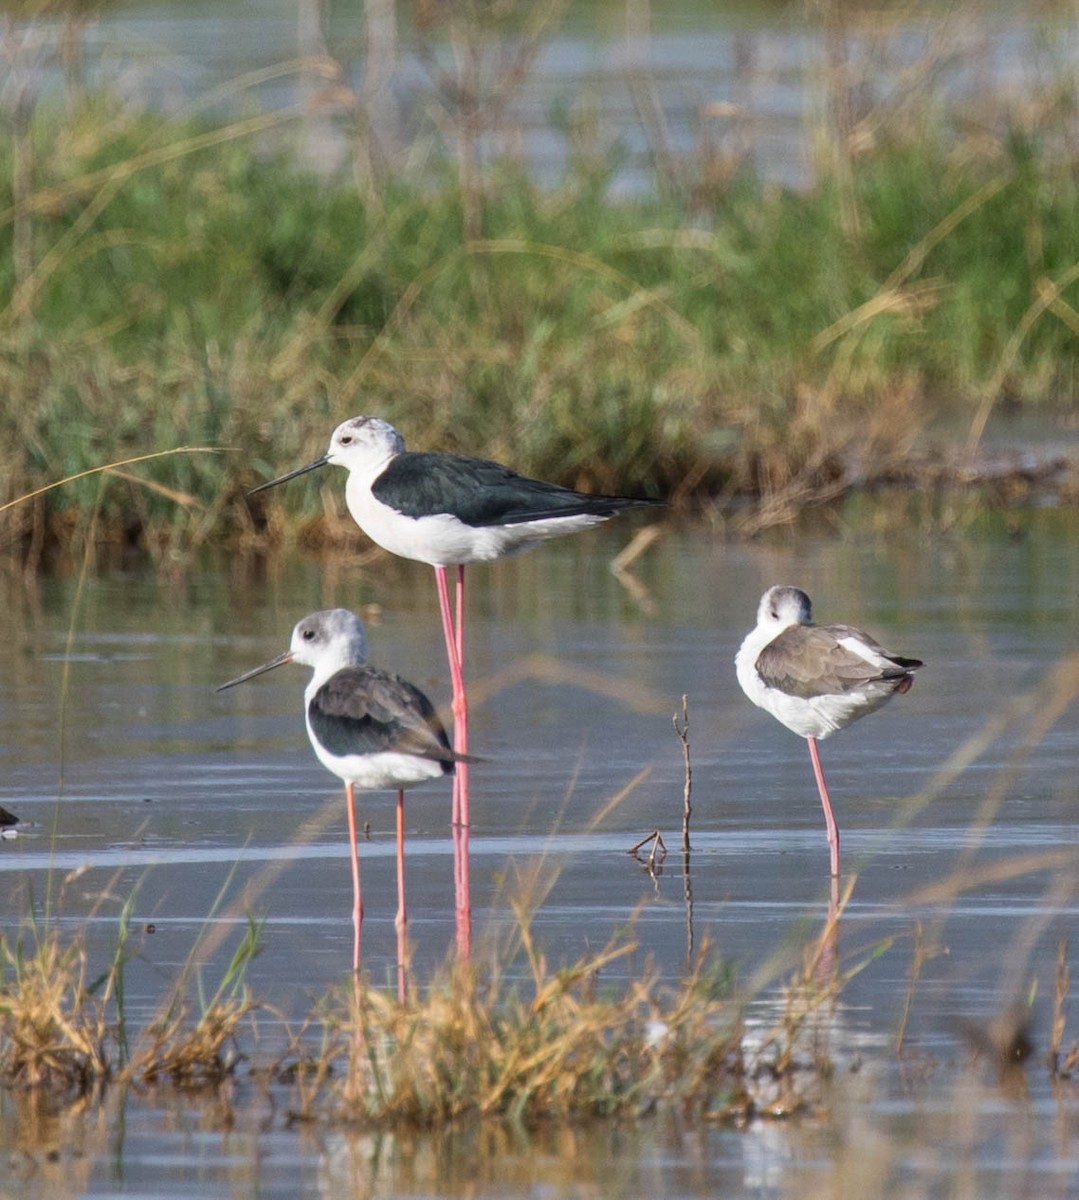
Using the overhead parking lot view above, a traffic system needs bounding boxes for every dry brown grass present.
[3,845,1077,1138]
[0,908,262,1095]
[296,915,749,1128]
[0,928,110,1093]
[132,996,260,1088]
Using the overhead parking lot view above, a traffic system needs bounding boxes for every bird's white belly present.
[345,479,605,565]
[754,685,893,739]
[312,740,447,791]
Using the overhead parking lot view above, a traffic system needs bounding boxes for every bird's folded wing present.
[310,667,457,762]
[756,626,911,699]
[373,452,658,526]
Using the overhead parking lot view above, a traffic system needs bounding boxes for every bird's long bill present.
[216,650,294,692]
[247,454,329,496]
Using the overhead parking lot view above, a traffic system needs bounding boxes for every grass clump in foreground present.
[0,894,861,1127]
[311,918,753,1127]
[0,926,111,1093]
[0,906,261,1095]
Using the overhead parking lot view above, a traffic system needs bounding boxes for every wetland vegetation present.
[4,2,1079,1194]
[4,2,1079,567]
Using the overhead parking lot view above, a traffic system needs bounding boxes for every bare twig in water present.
[610,522,662,574]
[673,694,692,853]
[682,853,694,966]
[628,830,667,878]
[673,694,695,963]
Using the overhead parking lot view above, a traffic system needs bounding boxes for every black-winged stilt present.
[216,608,470,987]
[735,585,923,878]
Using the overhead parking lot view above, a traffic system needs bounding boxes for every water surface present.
[3,511,1079,1196]
[26,1,1068,190]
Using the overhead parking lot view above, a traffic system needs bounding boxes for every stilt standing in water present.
[736,585,922,878]
[217,608,472,996]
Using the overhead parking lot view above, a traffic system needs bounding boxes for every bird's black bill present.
[247,455,329,496]
[216,651,294,691]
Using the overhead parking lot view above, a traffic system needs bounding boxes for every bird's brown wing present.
[756,626,917,699]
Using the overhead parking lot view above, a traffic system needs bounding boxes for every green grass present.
[3,11,1079,561]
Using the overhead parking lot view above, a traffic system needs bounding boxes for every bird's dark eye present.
[302,628,316,641]
[339,435,353,445]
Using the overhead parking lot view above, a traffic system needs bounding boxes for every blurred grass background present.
[3,0,1079,563]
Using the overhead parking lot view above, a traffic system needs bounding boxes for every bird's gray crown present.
[290,608,368,670]
[327,416,405,461]
[758,585,813,627]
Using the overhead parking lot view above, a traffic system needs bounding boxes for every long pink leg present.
[806,736,840,878]
[453,565,472,955]
[453,565,470,825]
[395,788,408,1003]
[453,819,472,962]
[434,566,468,826]
[818,872,841,985]
[434,565,472,957]
[345,782,363,973]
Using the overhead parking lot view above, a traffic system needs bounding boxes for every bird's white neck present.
[735,620,785,694]
[335,443,399,491]
[301,639,366,698]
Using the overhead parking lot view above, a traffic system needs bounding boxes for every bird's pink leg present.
[453,564,470,827]
[345,782,363,973]
[434,566,468,826]
[453,565,472,954]
[806,737,840,878]
[434,565,472,959]
[818,872,841,986]
[452,818,472,962]
[395,788,408,1003]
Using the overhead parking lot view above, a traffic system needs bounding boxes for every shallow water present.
[3,508,1079,1196]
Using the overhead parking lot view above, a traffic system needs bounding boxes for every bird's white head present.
[290,608,369,678]
[216,608,369,696]
[756,585,813,632]
[324,416,405,477]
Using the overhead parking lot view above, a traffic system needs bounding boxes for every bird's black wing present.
[756,626,920,700]
[372,451,661,527]
[309,666,459,770]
